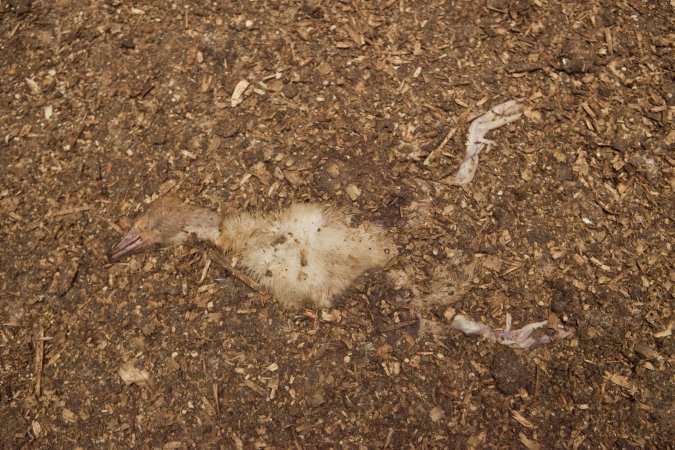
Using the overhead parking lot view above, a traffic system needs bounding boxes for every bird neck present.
[216,211,262,254]
[181,206,222,244]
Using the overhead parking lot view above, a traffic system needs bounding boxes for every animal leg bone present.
[451,313,574,350]
[446,100,524,186]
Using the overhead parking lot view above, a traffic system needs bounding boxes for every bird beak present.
[109,226,148,262]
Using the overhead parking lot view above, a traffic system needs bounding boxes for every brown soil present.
[1,0,673,448]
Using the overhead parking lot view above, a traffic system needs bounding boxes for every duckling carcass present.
[110,195,396,309]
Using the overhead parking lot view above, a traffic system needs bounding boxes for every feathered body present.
[110,196,396,309]
[218,204,393,308]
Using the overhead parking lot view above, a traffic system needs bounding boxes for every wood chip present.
[423,127,456,166]
[519,432,541,450]
[343,24,364,46]
[32,324,45,397]
[243,379,266,396]
[209,251,270,298]
[213,383,220,415]
[345,184,361,201]
[48,205,91,217]
[443,306,456,321]
[654,322,672,338]
[25,77,41,95]
[199,258,211,284]
[208,136,222,152]
[511,410,535,428]
[61,408,77,423]
[429,406,444,422]
[604,371,635,391]
[231,79,250,107]
[250,161,273,185]
[119,361,151,387]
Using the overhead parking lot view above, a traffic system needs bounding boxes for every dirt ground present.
[1,0,673,448]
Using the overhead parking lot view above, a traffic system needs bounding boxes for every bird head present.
[109,195,218,262]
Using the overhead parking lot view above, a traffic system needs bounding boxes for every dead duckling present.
[110,195,396,309]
